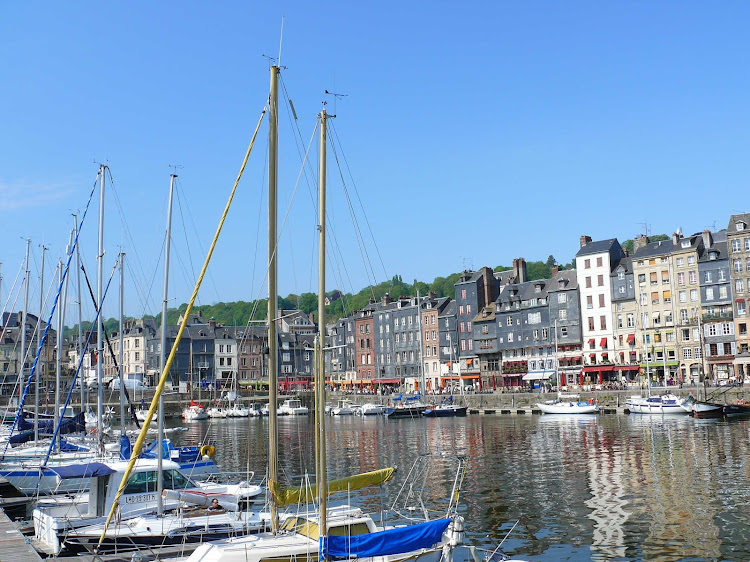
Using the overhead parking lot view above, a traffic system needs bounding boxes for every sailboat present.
[187,71,466,562]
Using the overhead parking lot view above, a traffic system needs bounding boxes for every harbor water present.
[170,414,750,561]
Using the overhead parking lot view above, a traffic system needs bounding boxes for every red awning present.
[626,334,635,345]
[582,366,600,373]
[600,338,607,347]
[616,365,640,372]
[582,365,615,373]
[589,353,596,359]
[587,339,595,345]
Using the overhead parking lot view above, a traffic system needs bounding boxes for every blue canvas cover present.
[321,518,451,559]
[47,462,116,479]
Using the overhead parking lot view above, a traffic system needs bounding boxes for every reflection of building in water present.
[586,439,628,560]
[621,417,721,561]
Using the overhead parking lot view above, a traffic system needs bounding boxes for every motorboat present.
[227,403,250,417]
[331,400,356,416]
[208,405,228,419]
[625,393,688,415]
[680,394,723,418]
[422,396,468,417]
[278,399,309,416]
[360,403,386,416]
[537,393,599,415]
[385,394,428,418]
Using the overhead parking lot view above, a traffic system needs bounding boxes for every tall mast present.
[416,287,426,394]
[54,260,62,451]
[74,214,85,414]
[316,108,328,538]
[554,319,559,390]
[35,244,47,442]
[157,174,176,516]
[96,164,106,451]
[119,252,125,437]
[19,238,30,403]
[267,64,280,534]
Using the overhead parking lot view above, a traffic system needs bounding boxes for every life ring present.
[200,445,216,457]
[738,399,745,405]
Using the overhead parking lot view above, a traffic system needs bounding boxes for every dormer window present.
[534,284,542,293]
[737,221,746,231]
[681,240,690,248]
[709,252,718,260]
[558,279,565,288]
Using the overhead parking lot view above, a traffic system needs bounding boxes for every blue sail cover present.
[321,518,451,559]
[47,462,116,480]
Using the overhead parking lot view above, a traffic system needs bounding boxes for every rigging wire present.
[106,167,160,315]
[329,120,389,282]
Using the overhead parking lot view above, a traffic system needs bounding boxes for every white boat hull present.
[626,394,688,415]
[537,402,599,414]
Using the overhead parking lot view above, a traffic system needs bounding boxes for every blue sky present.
[1,2,749,322]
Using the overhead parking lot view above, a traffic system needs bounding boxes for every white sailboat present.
[538,321,599,415]
[187,73,466,562]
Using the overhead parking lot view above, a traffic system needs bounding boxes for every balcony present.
[702,312,734,322]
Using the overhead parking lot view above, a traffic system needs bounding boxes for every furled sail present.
[270,466,395,507]
[321,518,451,558]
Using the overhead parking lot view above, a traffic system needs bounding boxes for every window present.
[558,292,567,303]
[599,294,605,308]
[561,326,568,337]
[619,285,626,294]
[586,277,592,288]
[507,317,512,326]
[638,274,646,284]
[734,259,743,272]
[598,274,604,286]
[689,270,697,284]
[586,295,593,309]
[618,270,625,280]
[528,312,541,324]
[680,309,689,323]
[467,339,473,350]
[558,309,567,321]
[683,348,692,360]
[738,301,747,316]
[704,271,713,283]
[467,322,472,332]
[650,272,658,285]
[588,317,595,331]
[135,352,140,361]
[461,289,467,299]
[746,238,750,251]
[627,314,635,328]
[706,287,715,300]
[459,305,464,315]
[600,316,607,330]
[679,291,687,303]
[533,329,539,340]
[688,256,696,266]
[677,257,684,267]
[651,291,659,304]
[597,257,603,267]
[466,305,472,315]
[723,323,733,336]
[690,289,698,302]
[737,279,745,293]
[678,272,685,285]
[720,286,728,299]
[584,259,591,269]
[732,239,741,252]
[682,328,691,341]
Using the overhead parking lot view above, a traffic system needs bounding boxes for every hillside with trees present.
[66,237,666,336]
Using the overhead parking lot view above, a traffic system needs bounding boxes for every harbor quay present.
[3,386,747,418]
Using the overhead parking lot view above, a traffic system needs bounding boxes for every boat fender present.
[200,444,216,457]
[738,399,744,405]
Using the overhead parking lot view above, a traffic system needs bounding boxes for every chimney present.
[633,235,649,253]
[517,258,528,283]
[702,230,713,248]
[550,265,560,277]
[672,231,681,245]
[580,235,592,249]
[381,292,393,306]
[209,317,216,330]
[623,248,629,256]
[309,313,315,323]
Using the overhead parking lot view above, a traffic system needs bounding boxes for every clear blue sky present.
[2,2,749,323]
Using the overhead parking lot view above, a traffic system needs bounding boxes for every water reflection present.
[168,414,750,561]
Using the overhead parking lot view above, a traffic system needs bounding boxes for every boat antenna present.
[278,15,284,69]
[324,89,347,117]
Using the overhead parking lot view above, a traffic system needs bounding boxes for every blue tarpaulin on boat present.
[60,439,89,452]
[321,518,451,558]
[47,462,116,479]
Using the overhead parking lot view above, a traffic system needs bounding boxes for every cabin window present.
[124,471,158,494]
[165,469,195,489]
[328,523,372,536]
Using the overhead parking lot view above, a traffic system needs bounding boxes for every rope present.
[96,106,267,549]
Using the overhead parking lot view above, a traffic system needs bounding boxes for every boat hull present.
[626,395,688,415]
[537,402,599,415]
[422,406,467,417]
[385,406,428,418]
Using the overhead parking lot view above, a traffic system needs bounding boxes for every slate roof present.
[631,239,675,259]
[575,238,620,257]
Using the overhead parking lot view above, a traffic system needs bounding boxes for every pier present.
[0,507,42,562]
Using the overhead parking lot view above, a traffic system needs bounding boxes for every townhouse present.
[727,213,750,381]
